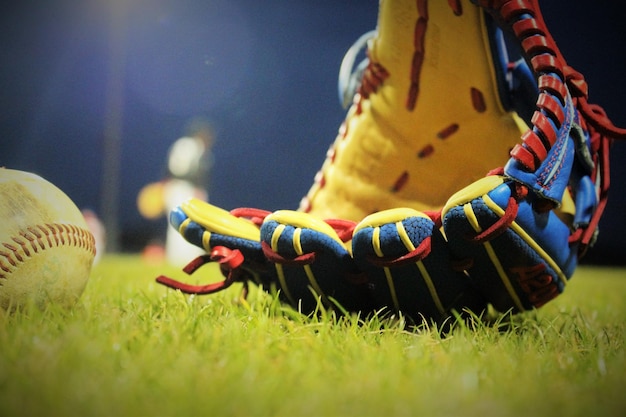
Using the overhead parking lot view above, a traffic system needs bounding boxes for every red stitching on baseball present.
[27,226,43,252]
[36,224,52,248]
[0,223,95,280]
[0,258,11,273]
[4,242,23,262]
[0,245,18,267]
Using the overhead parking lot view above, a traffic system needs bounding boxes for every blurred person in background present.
[137,119,215,266]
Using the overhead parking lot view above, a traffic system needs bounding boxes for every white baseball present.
[0,168,96,310]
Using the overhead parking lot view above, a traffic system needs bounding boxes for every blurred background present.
[1,0,625,264]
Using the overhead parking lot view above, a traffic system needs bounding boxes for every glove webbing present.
[477,0,626,251]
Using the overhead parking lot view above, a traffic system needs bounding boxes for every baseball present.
[0,168,96,311]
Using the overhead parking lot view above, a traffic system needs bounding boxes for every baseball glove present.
[156,0,625,326]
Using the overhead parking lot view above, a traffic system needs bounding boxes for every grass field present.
[0,254,624,417]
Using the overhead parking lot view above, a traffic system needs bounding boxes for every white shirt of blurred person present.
[164,125,214,266]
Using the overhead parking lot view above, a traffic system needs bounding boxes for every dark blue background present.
[1,1,625,263]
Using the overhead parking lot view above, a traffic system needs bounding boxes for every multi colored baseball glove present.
[156,0,625,326]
